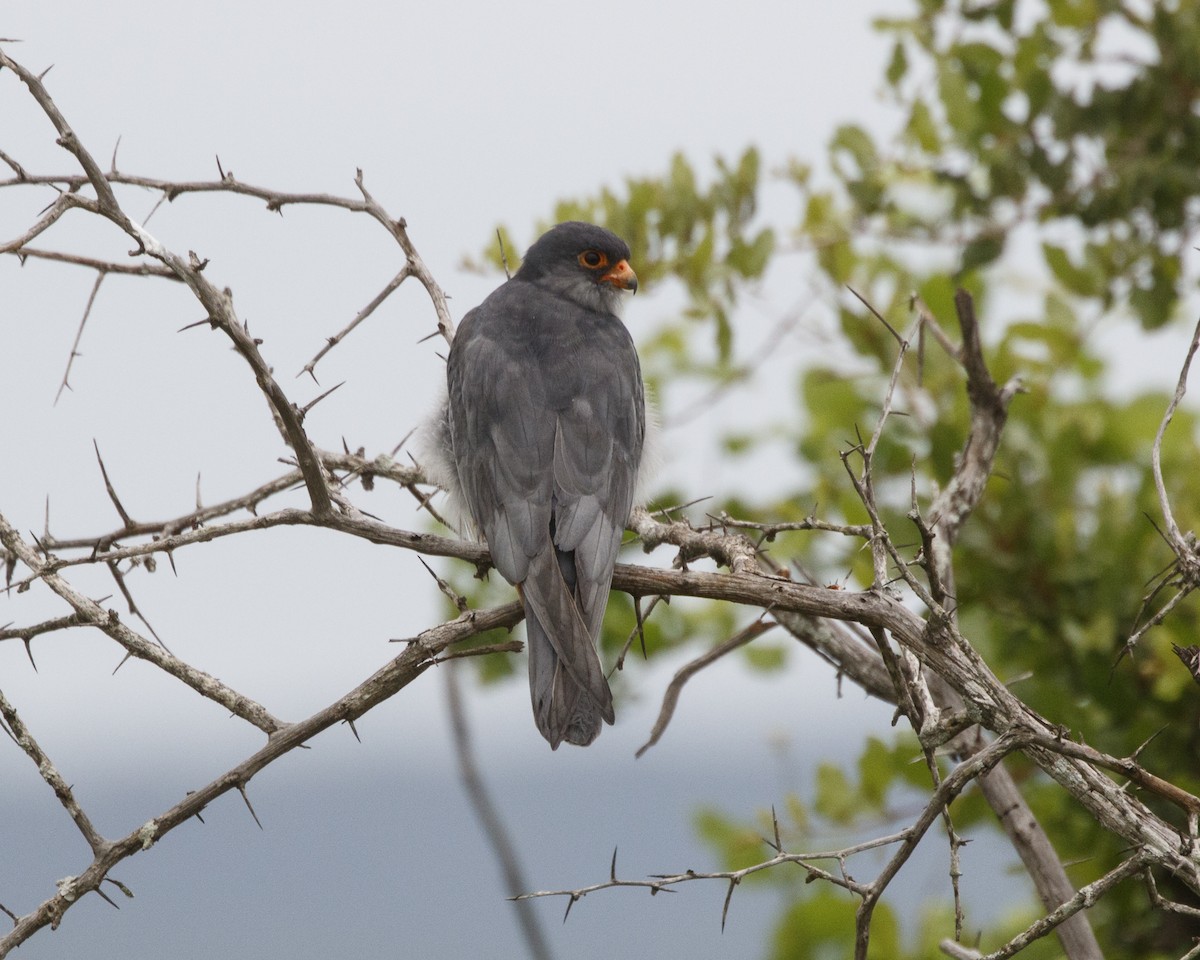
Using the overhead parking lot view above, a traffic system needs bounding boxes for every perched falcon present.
[427,222,645,748]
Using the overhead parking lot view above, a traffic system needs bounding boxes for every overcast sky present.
[0,2,1071,958]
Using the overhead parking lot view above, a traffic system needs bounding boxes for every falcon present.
[425,222,645,748]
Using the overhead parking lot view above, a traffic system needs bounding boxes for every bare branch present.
[445,661,554,960]
[299,265,413,380]
[928,290,1024,549]
[853,729,1030,960]
[938,851,1148,960]
[0,51,335,516]
[0,687,107,854]
[636,616,775,757]
[0,600,523,955]
[0,191,93,254]
[11,246,179,276]
[0,512,282,733]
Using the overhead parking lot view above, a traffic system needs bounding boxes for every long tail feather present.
[520,547,614,748]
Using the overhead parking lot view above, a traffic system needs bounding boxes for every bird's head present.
[515,221,638,316]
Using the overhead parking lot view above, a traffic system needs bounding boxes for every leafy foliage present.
[478,0,1200,953]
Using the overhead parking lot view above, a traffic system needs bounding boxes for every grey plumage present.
[433,222,645,748]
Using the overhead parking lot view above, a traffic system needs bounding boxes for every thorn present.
[497,228,511,280]
[635,595,648,660]
[93,440,134,529]
[111,651,132,675]
[22,638,37,672]
[610,847,618,882]
[29,529,50,559]
[720,876,740,932]
[563,893,580,924]
[418,557,468,612]
[394,428,417,457]
[237,783,263,830]
[104,877,134,900]
[846,284,903,344]
[346,717,361,743]
[105,559,171,652]
[1131,725,1168,762]
[299,381,345,418]
[94,887,120,910]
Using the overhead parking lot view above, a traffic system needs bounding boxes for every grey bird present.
[426,222,645,748]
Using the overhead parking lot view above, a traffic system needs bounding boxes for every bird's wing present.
[548,356,644,638]
[446,300,555,583]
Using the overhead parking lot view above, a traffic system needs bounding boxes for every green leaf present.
[727,227,775,278]
[813,763,856,824]
[937,60,978,134]
[1047,0,1098,29]
[1131,251,1181,330]
[743,644,786,672]
[1042,243,1102,297]
[830,124,879,175]
[714,304,733,363]
[886,40,909,86]
[906,99,941,152]
[857,736,900,808]
[960,234,1005,273]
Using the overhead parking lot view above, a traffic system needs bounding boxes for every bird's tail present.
[520,547,614,749]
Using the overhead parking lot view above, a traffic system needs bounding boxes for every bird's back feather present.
[445,277,643,747]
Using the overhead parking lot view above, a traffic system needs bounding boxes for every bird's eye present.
[578,250,607,269]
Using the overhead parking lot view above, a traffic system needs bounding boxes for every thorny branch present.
[0,596,522,956]
[1122,315,1200,659]
[444,661,554,960]
[517,729,1028,932]
[3,47,1199,960]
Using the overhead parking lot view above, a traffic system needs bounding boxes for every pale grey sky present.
[1,2,1044,958]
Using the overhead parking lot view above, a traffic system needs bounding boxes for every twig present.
[1121,316,1200,659]
[1151,315,1200,555]
[853,729,1030,960]
[636,616,775,757]
[444,661,553,960]
[12,246,179,277]
[938,851,1148,960]
[54,273,103,404]
[0,52,337,515]
[0,600,524,955]
[0,687,106,853]
[299,266,412,381]
[0,513,282,734]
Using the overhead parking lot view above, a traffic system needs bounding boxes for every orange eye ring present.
[578,250,608,269]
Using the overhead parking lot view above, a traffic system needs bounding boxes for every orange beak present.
[600,259,638,293]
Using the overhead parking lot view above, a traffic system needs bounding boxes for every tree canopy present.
[482,1,1200,954]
